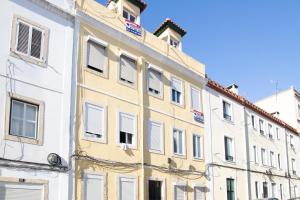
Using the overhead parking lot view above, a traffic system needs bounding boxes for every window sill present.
[224,160,236,165]
[4,134,42,146]
[192,157,204,162]
[117,143,137,150]
[10,51,47,68]
[84,67,108,79]
[148,149,164,155]
[172,153,186,159]
[82,136,106,144]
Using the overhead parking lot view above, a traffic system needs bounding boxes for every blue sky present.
[97,0,300,101]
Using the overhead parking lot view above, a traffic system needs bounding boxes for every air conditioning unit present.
[121,143,129,151]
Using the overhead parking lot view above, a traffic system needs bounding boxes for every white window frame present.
[290,134,295,149]
[172,127,186,157]
[147,120,164,154]
[224,135,235,162]
[222,99,233,122]
[81,171,105,200]
[261,148,267,166]
[148,177,165,200]
[147,64,163,98]
[117,175,137,200]
[271,183,277,198]
[192,133,203,160]
[82,101,107,143]
[291,158,297,175]
[123,8,137,23]
[172,181,187,200]
[253,145,259,164]
[276,127,280,140]
[170,77,184,106]
[11,15,49,66]
[170,37,179,48]
[190,85,202,112]
[84,35,108,78]
[117,111,137,149]
[118,51,138,88]
[278,153,281,169]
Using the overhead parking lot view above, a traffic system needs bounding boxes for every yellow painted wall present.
[75,0,207,199]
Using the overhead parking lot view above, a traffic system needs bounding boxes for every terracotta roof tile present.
[154,18,187,37]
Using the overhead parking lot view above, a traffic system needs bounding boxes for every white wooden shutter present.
[148,69,161,92]
[85,103,104,137]
[148,121,162,152]
[194,187,204,200]
[120,56,136,84]
[84,176,104,200]
[174,185,185,200]
[120,177,135,200]
[16,22,30,54]
[87,41,106,72]
[191,87,200,111]
[172,78,182,92]
[0,186,42,200]
[120,113,134,134]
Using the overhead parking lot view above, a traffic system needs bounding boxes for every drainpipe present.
[285,129,292,199]
[243,106,252,200]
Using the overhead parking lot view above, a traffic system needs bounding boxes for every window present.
[171,78,183,105]
[173,128,185,156]
[278,154,281,169]
[298,105,300,118]
[9,99,38,139]
[194,186,204,200]
[191,86,201,111]
[123,9,136,23]
[86,39,107,74]
[118,112,136,147]
[226,178,235,200]
[193,134,203,159]
[83,173,104,200]
[292,158,296,175]
[148,180,162,200]
[255,181,259,199]
[253,145,259,164]
[263,182,268,198]
[170,38,179,48]
[268,124,273,139]
[119,177,136,200]
[261,148,267,166]
[148,121,163,153]
[280,184,283,200]
[0,183,44,199]
[119,55,137,85]
[224,137,234,162]
[251,115,257,129]
[290,135,295,148]
[174,185,186,200]
[276,127,280,140]
[259,119,265,135]
[148,68,162,96]
[270,151,275,167]
[84,103,106,142]
[223,101,232,121]
[11,16,48,64]
[271,183,276,198]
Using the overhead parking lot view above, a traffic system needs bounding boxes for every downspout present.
[69,15,80,200]
[243,106,252,200]
[285,129,292,199]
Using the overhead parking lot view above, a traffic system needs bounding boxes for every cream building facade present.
[72,0,207,199]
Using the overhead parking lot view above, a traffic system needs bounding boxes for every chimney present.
[227,84,239,94]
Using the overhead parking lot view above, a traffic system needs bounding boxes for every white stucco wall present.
[0,0,74,199]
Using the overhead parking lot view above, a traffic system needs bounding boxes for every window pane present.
[30,28,42,59]
[127,133,133,144]
[120,132,126,143]
[17,22,30,54]
[10,118,23,136]
[149,180,162,200]
[87,40,106,73]
[25,121,36,138]
[11,100,24,119]
[123,11,128,19]
[130,15,136,23]
[25,104,37,121]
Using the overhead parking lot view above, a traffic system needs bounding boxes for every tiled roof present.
[107,0,147,13]
[154,18,187,37]
[207,79,299,135]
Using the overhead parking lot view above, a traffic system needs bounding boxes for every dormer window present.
[123,9,136,23]
[170,38,178,48]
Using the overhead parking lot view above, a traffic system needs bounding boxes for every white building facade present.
[0,0,74,199]
[204,80,300,200]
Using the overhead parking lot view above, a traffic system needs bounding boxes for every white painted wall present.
[0,0,74,199]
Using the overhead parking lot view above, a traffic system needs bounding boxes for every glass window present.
[261,148,267,165]
[148,180,162,200]
[193,134,203,159]
[120,55,137,85]
[224,137,234,161]
[226,178,235,200]
[223,101,232,121]
[263,182,268,198]
[123,9,136,23]
[119,112,135,146]
[148,68,162,96]
[173,128,184,155]
[171,78,183,104]
[259,119,265,135]
[86,40,106,73]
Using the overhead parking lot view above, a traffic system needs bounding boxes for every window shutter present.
[120,56,136,84]
[120,113,134,134]
[30,28,42,59]
[84,177,104,200]
[194,187,204,200]
[174,185,185,200]
[0,186,42,200]
[16,22,30,54]
[191,87,200,111]
[148,121,162,152]
[85,103,104,136]
[120,177,135,200]
[148,69,161,92]
[172,78,182,92]
[87,41,106,72]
